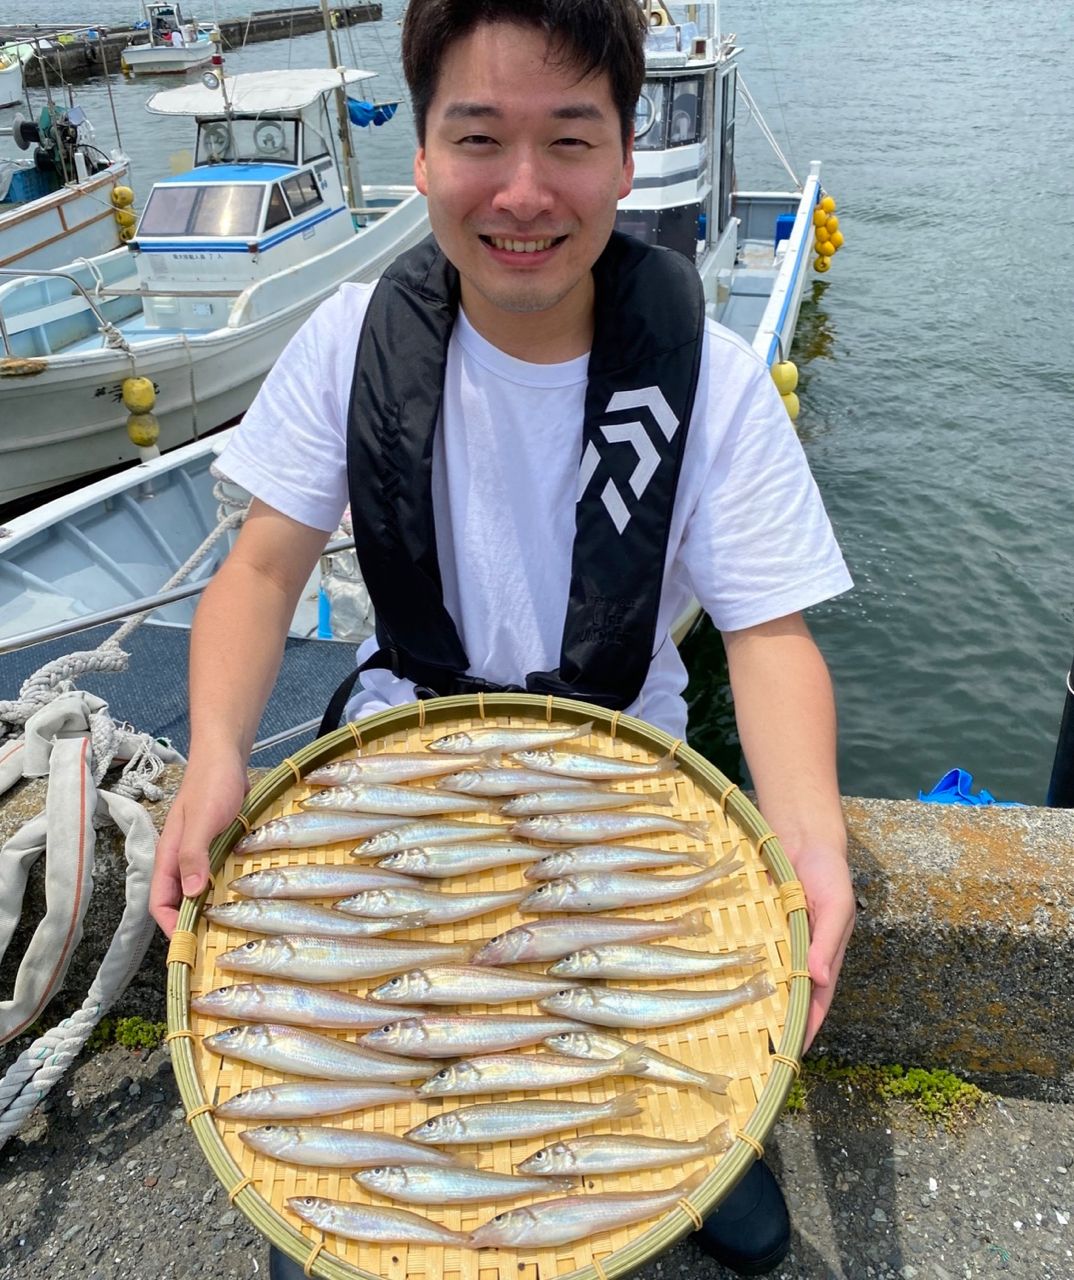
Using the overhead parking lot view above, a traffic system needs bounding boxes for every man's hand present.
[786,842,856,1051]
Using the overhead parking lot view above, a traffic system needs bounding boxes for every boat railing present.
[0,535,356,657]
[0,266,124,356]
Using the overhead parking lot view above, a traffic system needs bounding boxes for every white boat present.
[0,68,429,506]
[0,44,25,108]
[122,2,215,76]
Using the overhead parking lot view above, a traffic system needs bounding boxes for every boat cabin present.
[142,2,199,49]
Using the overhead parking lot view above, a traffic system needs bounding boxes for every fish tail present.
[604,1087,648,1119]
[682,849,711,867]
[710,855,744,879]
[694,1068,732,1094]
[649,790,673,806]
[570,720,595,739]
[739,944,767,966]
[674,907,710,937]
[651,751,678,776]
[743,972,777,1003]
[684,820,710,841]
[675,1167,709,1197]
[704,1121,733,1155]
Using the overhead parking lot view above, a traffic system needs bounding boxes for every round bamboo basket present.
[166,693,809,1280]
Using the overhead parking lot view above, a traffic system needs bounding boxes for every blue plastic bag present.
[917,768,1022,807]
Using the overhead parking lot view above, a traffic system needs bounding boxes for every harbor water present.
[4,0,1072,804]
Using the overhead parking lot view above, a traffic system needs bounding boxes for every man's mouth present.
[480,235,566,254]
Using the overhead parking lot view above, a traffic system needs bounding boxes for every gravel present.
[0,1044,1070,1279]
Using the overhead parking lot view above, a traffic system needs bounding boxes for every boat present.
[0,43,26,108]
[121,3,216,76]
[0,67,429,507]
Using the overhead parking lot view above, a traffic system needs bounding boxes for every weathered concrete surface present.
[2,772,1072,1096]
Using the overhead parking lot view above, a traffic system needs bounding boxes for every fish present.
[500,787,672,816]
[287,1195,471,1246]
[229,865,423,898]
[305,753,487,786]
[335,885,528,925]
[368,965,584,1006]
[403,1090,646,1144]
[416,1046,648,1097]
[191,981,423,1029]
[510,748,678,781]
[543,1029,731,1094]
[301,782,488,816]
[233,812,408,854]
[427,721,594,754]
[438,767,593,796]
[359,1015,587,1057]
[215,935,473,983]
[517,1124,731,1174]
[355,1164,575,1203]
[548,941,766,980]
[239,1124,463,1167]
[202,1023,441,1081]
[468,1169,707,1247]
[524,844,710,879]
[519,859,741,913]
[510,812,708,843]
[215,1082,419,1121]
[538,973,776,1028]
[203,900,426,938]
[376,843,543,877]
[354,818,507,856]
[469,908,709,965]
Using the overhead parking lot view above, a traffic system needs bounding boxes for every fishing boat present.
[0,67,429,506]
[0,43,26,107]
[121,2,216,76]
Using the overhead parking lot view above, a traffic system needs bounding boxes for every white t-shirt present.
[217,281,852,737]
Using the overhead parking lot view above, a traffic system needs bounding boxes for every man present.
[151,2,855,1275]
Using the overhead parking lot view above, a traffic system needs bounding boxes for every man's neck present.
[459,280,594,364]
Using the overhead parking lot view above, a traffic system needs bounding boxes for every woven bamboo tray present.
[166,693,809,1280]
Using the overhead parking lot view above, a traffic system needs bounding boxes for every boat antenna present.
[318,0,362,208]
[97,37,125,153]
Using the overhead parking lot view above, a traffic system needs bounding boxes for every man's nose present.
[491,152,553,221]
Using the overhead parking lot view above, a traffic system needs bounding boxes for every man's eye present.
[458,134,496,146]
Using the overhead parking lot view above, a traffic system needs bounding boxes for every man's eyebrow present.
[440,102,607,122]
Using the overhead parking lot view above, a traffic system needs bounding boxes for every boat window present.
[633,80,668,152]
[282,171,323,216]
[669,77,702,146]
[264,183,291,231]
[195,117,298,166]
[718,69,736,233]
[301,121,330,162]
[137,183,264,237]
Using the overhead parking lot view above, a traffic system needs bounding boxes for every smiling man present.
[152,4,854,1276]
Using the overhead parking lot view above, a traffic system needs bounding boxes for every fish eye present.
[492,1214,507,1223]
[371,1166,386,1175]
[297,1197,314,1208]
[490,932,505,943]
[386,977,402,988]
[435,1069,450,1080]
[556,989,572,997]
[532,1149,548,1163]
[242,941,258,951]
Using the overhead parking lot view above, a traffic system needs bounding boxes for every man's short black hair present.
[402,0,648,149]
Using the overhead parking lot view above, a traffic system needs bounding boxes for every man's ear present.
[415,146,428,196]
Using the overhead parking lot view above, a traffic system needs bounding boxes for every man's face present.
[415,22,634,348]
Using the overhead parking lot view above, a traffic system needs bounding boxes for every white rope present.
[736,71,801,190]
[0,1002,103,1145]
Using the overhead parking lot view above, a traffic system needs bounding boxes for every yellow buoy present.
[121,375,156,414]
[812,207,828,228]
[114,207,137,228]
[820,194,837,214]
[816,239,835,257]
[118,226,135,242]
[781,391,800,421]
[126,411,161,450]
[814,255,832,273]
[830,230,845,250]
[825,215,839,235]
[771,360,799,396]
[111,185,135,208]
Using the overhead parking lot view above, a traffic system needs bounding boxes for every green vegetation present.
[782,1057,986,1128]
[86,1015,168,1052]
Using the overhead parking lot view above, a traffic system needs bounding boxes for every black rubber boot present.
[693,1159,791,1276]
[268,1246,309,1280]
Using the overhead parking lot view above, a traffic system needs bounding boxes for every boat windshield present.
[195,117,299,166]
[138,183,264,237]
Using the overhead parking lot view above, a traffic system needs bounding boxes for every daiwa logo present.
[577,387,679,533]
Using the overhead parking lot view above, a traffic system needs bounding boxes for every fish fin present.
[613,1045,650,1074]
[674,907,710,938]
[745,972,777,1002]
[684,820,710,840]
[651,751,679,776]
[682,850,711,867]
[694,1069,732,1094]
[710,855,744,879]
[647,790,674,807]
[606,1087,648,1119]
[675,1167,709,1197]
[570,720,595,740]
[704,1121,733,1155]
[389,912,430,930]
[738,944,767,967]
[552,1177,577,1191]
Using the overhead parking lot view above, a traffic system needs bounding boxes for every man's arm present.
[149,500,330,936]
[721,611,855,1050]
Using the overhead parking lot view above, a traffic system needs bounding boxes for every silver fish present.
[239,1124,462,1167]
[230,865,423,898]
[359,1015,587,1057]
[335,885,527,925]
[417,1046,648,1097]
[287,1195,471,1247]
[215,935,473,983]
[519,859,741,913]
[510,812,708,843]
[204,900,426,938]
[544,1029,731,1094]
[355,1164,574,1203]
[216,1082,418,1121]
[501,788,671,816]
[301,783,488,816]
[469,908,709,965]
[354,818,507,855]
[427,720,594,754]
[438,767,593,796]
[510,748,678,781]
[539,973,776,1028]
[525,844,709,880]
[469,1170,706,1247]
[404,1090,646,1144]
[202,1023,440,1081]
[233,812,408,854]
[549,941,766,980]
[377,843,542,877]
[191,982,423,1029]
[305,753,487,786]
[517,1124,731,1174]
[369,965,583,1006]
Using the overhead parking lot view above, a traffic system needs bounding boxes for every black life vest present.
[320,231,705,734]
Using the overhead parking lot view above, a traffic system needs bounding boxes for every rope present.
[736,72,801,189]
[0,1002,103,1147]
